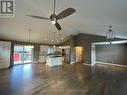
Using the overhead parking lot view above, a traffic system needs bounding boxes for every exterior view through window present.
[13,45,34,65]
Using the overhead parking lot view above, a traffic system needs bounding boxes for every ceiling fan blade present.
[26,15,50,20]
[55,22,62,31]
[56,8,76,20]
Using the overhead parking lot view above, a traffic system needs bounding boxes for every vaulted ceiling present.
[0,0,127,44]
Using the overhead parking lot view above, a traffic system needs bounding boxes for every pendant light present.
[106,26,116,44]
[28,29,33,48]
[53,32,56,47]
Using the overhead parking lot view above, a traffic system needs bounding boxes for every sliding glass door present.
[24,46,34,63]
[13,45,24,64]
[13,45,34,65]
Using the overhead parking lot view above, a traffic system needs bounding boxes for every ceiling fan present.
[27,0,76,31]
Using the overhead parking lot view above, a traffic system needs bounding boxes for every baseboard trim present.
[96,61,127,68]
[70,61,76,64]
[0,66,10,70]
[83,63,91,66]
[91,62,96,66]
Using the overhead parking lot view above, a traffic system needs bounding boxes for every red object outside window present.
[14,52,20,61]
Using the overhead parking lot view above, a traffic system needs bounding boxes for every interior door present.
[76,47,83,63]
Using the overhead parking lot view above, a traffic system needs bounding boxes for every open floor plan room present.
[0,0,127,95]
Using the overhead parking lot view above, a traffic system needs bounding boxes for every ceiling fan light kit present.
[52,20,56,24]
[27,0,76,31]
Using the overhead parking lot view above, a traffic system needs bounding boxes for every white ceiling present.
[0,0,127,44]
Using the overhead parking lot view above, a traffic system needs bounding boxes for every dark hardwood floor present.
[0,63,127,95]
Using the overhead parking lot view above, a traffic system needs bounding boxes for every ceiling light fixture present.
[59,33,64,40]
[51,20,56,24]
[53,45,56,48]
[28,29,31,43]
[53,32,56,48]
[106,26,116,44]
[27,0,76,31]
[28,29,33,48]
[106,26,116,39]
[59,46,62,48]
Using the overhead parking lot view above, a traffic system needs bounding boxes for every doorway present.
[13,45,34,65]
[76,47,84,63]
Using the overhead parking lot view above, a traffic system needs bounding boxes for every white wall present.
[38,45,49,63]
[0,41,11,69]
[91,44,96,66]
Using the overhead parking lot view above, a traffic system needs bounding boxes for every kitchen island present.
[46,55,62,67]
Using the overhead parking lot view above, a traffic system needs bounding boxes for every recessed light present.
[59,46,62,48]
[53,45,55,48]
